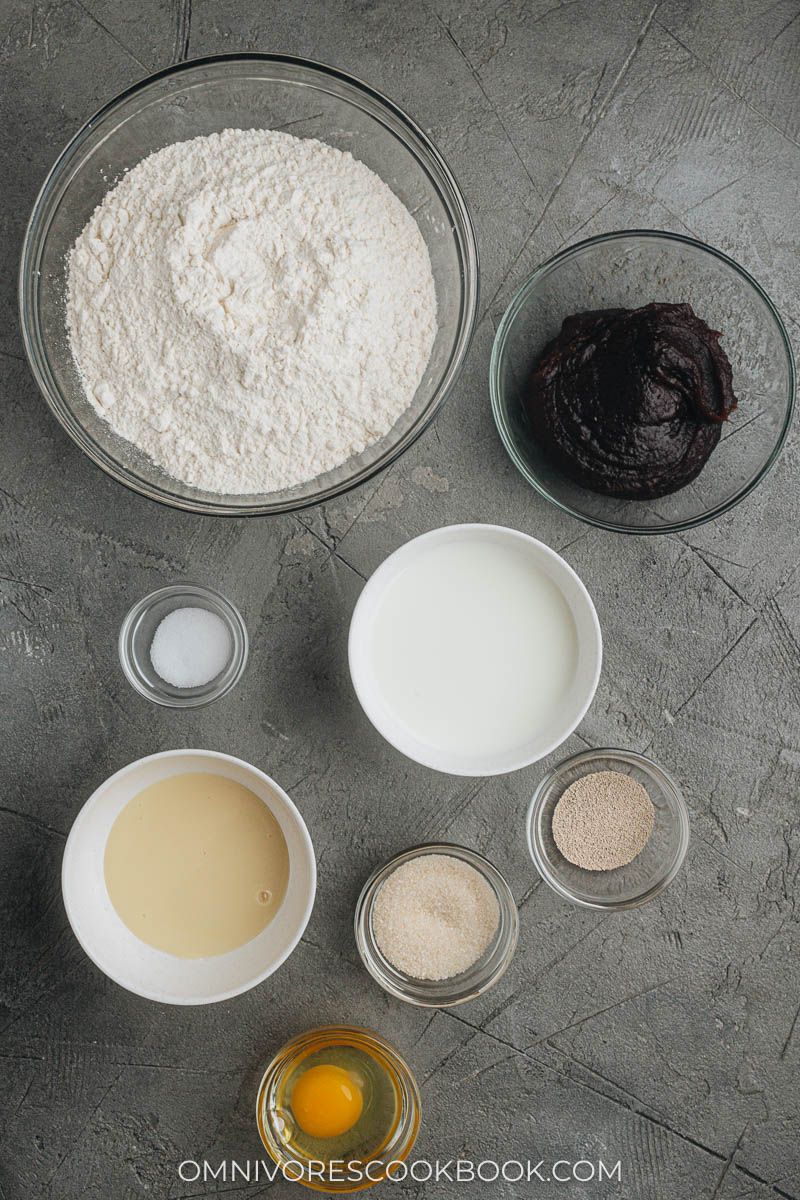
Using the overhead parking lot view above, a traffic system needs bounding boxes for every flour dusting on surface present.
[66,129,437,494]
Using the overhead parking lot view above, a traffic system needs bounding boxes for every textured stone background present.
[1,1,799,1197]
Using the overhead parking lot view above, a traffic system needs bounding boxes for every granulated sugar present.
[372,854,499,981]
[552,770,655,871]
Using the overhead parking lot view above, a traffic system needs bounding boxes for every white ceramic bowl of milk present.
[62,750,316,1004]
[349,525,602,776]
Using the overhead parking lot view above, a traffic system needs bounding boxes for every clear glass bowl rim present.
[489,228,796,535]
[526,746,691,910]
[118,581,249,707]
[354,842,519,1006]
[19,52,479,517]
[255,1024,421,1193]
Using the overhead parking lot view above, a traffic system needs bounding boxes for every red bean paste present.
[526,302,738,500]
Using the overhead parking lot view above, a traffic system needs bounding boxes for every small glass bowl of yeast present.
[256,1026,420,1192]
[527,747,690,910]
[355,843,519,1007]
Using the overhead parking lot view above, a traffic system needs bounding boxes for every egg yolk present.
[291,1064,363,1139]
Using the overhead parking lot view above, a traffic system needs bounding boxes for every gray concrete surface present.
[1,1,799,1197]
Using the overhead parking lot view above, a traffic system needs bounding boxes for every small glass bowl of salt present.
[118,583,248,708]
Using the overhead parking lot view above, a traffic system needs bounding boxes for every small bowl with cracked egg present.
[62,749,316,1004]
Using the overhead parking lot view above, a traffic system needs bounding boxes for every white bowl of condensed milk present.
[62,750,316,1004]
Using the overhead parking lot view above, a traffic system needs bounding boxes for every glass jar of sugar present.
[354,843,518,1007]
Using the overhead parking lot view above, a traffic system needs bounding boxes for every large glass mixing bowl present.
[19,55,478,515]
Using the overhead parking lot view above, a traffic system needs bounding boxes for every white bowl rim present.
[61,749,316,1004]
[348,523,602,776]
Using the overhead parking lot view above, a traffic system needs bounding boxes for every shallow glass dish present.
[355,843,519,1006]
[119,582,248,707]
[491,230,795,534]
[256,1025,420,1193]
[527,748,690,910]
[19,54,478,515]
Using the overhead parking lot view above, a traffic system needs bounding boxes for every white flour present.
[67,129,437,495]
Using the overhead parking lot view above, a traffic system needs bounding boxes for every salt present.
[150,607,232,689]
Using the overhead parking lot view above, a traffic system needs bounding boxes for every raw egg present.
[291,1063,363,1139]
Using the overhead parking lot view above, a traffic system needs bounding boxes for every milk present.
[365,538,579,758]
